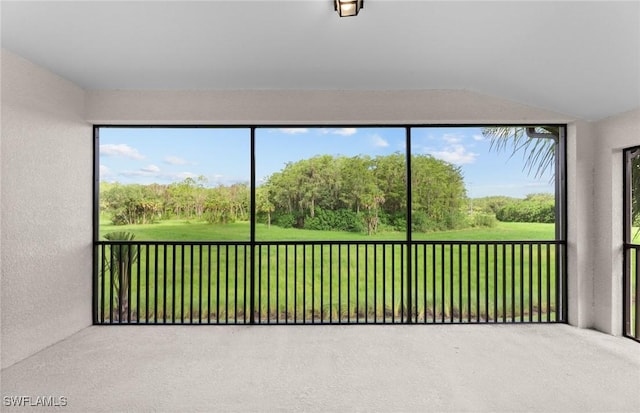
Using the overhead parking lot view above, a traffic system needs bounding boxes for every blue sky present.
[99,127,554,198]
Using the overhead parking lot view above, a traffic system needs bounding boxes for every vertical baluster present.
[390,244,394,323]
[180,245,185,323]
[423,244,427,324]
[286,245,289,323]
[307,245,310,324]
[224,244,231,324]
[347,244,351,323]
[243,245,247,324]
[198,245,203,324]
[484,243,489,323]
[216,245,220,323]
[449,243,455,323]
[502,244,506,323]
[304,245,307,324]
[144,244,148,323]
[207,245,212,324]
[511,244,516,323]
[276,245,280,323]
[476,243,480,323]
[414,244,419,323]
[433,244,437,323]
[365,244,368,323]
[154,245,159,324]
[442,243,446,323]
[235,245,238,324]
[163,245,168,324]
[493,244,498,323]
[267,245,271,323]
[459,243,463,323]
[190,245,194,324]
[538,243,542,323]
[467,243,471,323]
[198,245,204,324]
[320,245,323,323]
[257,245,262,323]
[529,243,533,322]
[109,244,114,323]
[172,245,176,324]
[520,243,524,323]
[127,242,134,323]
[338,245,342,323]
[100,244,106,323]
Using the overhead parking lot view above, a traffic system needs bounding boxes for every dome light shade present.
[335,0,363,17]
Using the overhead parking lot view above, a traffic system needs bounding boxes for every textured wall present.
[86,89,572,125]
[566,121,596,328]
[1,49,93,368]
[592,108,640,335]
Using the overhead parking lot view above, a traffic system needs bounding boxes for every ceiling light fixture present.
[335,0,363,17]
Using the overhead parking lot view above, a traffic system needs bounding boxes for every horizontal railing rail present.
[94,240,566,325]
[623,243,640,342]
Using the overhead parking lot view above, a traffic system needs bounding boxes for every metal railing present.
[94,240,566,325]
[624,244,640,342]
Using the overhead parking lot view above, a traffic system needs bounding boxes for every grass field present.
[99,218,556,241]
[97,220,562,324]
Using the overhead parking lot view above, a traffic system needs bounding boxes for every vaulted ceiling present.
[2,1,639,120]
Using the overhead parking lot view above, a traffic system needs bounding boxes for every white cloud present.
[164,156,188,165]
[333,128,357,136]
[320,128,358,136]
[429,144,478,165]
[278,128,309,134]
[120,169,197,182]
[99,164,112,176]
[100,144,144,160]
[371,134,389,147]
[121,170,153,177]
[442,133,462,144]
[141,164,160,173]
[472,134,485,141]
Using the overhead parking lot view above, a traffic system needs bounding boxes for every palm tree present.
[482,126,559,179]
[103,231,138,321]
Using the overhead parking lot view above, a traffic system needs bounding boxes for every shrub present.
[304,208,364,233]
[272,212,296,228]
[411,210,435,232]
[496,197,554,223]
[392,216,407,232]
[471,213,497,228]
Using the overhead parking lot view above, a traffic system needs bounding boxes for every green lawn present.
[99,218,555,241]
[97,220,560,324]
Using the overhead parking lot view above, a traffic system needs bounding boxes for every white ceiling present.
[2,1,639,120]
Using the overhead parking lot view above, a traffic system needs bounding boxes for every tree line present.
[101,154,555,234]
[472,193,555,224]
[101,177,249,225]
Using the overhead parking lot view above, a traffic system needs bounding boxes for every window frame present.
[93,124,568,324]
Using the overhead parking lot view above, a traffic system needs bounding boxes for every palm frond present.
[483,127,557,179]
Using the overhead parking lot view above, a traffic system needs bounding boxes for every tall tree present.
[256,185,275,228]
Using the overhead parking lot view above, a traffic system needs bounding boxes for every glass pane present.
[411,126,557,240]
[98,127,251,240]
[255,127,406,240]
[630,151,640,243]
